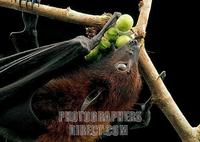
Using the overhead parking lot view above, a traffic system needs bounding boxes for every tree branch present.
[135,0,200,142]
[0,0,199,141]
[0,0,110,27]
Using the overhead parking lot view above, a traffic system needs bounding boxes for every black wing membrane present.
[0,37,92,138]
[1,37,91,94]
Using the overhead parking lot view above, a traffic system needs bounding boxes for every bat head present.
[93,39,141,75]
[109,39,140,74]
[86,39,141,110]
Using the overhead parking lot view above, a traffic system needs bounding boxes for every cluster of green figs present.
[85,14,135,62]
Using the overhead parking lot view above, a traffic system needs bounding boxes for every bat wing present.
[0,12,121,108]
[0,37,91,138]
[0,12,120,139]
[0,37,91,109]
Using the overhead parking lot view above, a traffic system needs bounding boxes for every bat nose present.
[129,39,140,51]
[128,39,140,60]
[112,39,140,65]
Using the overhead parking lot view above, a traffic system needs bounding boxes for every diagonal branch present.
[134,0,199,142]
[0,0,199,141]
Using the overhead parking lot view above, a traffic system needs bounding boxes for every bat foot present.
[10,0,40,52]
[129,96,152,130]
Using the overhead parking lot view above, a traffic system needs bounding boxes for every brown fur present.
[32,45,142,142]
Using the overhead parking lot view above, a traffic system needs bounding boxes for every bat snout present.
[128,39,140,61]
[115,39,140,62]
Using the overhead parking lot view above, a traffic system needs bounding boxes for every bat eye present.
[116,63,127,71]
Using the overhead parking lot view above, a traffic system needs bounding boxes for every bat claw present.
[18,0,41,8]
[129,96,152,130]
[157,70,166,80]
[30,0,41,9]
[19,0,22,7]
[112,12,122,18]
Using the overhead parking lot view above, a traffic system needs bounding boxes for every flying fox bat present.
[0,2,151,142]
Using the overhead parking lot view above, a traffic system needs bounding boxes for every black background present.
[0,0,200,142]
